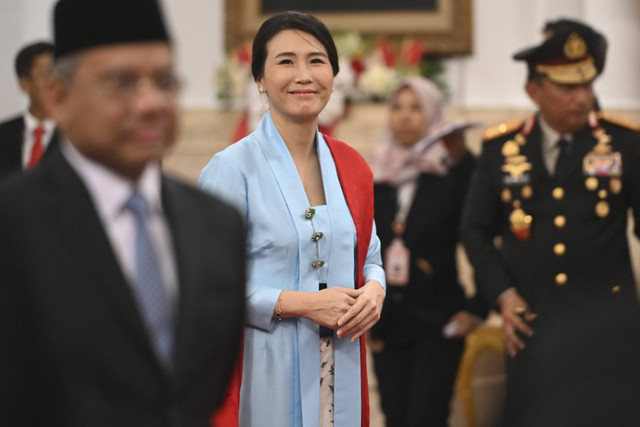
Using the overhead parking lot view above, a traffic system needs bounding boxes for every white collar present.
[23,110,55,134]
[60,139,163,221]
[538,114,572,152]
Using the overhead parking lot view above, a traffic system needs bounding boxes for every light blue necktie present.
[125,191,173,368]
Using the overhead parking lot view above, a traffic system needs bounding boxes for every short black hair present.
[527,68,545,84]
[15,41,55,78]
[251,11,339,82]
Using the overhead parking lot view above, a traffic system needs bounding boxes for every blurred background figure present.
[0,41,58,180]
[542,17,607,111]
[368,77,488,427]
[461,21,640,426]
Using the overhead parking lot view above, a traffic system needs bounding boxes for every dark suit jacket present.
[371,152,487,345]
[0,147,246,427]
[0,115,60,181]
[461,115,640,426]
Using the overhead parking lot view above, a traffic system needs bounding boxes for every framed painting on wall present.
[225,0,473,55]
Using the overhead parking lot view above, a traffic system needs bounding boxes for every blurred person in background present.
[0,41,58,180]
[461,22,640,426]
[369,77,487,427]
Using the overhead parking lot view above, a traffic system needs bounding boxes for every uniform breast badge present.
[510,200,532,240]
[501,139,533,180]
[583,113,622,218]
[499,116,535,240]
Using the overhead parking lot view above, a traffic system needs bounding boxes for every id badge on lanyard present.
[384,219,410,287]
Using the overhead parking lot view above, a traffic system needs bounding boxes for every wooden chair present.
[454,326,506,427]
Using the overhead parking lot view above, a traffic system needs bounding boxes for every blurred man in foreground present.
[0,0,245,425]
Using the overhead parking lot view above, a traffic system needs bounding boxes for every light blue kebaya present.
[198,111,385,427]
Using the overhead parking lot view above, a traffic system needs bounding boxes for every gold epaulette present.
[483,118,524,141]
[597,111,640,131]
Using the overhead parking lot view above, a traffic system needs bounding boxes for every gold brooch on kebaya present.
[305,208,325,270]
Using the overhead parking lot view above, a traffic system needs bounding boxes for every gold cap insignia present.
[564,32,587,60]
[536,56,597,84]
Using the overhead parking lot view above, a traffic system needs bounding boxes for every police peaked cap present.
[513,22,606,84]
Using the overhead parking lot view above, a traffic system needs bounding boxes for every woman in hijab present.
[369,77,487,427]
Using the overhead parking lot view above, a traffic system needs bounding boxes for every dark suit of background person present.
[460,24,640,427]
[368,78,488,427]
[0,42,59,180]
[0,1,245,426]
[0,115,59,179]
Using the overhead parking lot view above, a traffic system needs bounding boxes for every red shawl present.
[211,134,374,427]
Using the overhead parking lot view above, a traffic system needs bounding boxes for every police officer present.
[461,23,640,426]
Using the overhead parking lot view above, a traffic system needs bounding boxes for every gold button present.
[555,273,568,286]
[554,215,566,228]
[585,177,598,191]
[595,200,610,218]
[521,185,533,199]
[552,187,564,200]
[612,285,621,294]
[553,243,566,256]
[502,140,520,157]
[610,178,622,194]
[501,188,512,203]
[598,189,607,199]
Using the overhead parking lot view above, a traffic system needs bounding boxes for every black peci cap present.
[513,22,606,85]
[54,0,171,60]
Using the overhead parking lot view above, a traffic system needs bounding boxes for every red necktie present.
[27,126,45,170]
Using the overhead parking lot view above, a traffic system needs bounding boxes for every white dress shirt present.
[538,115,572,175]
[22,111,55,169]
[61,140,179,305]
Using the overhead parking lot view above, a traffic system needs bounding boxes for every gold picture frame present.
[225,0,473,55]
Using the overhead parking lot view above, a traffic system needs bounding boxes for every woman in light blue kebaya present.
[198,11,386,427]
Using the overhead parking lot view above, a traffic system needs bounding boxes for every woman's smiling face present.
[257,29,334,125]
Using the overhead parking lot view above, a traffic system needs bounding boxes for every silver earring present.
[331,87,334,93]
[259,88,265,93]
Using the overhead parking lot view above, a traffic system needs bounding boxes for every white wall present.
[447,0,640,108]
[0,0,224,120]
[0,0,638,119]
[0,0,56,121]
[162,0,225,108]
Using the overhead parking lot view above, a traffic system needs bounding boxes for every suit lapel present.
[0,117,24,174]
[10,118,24,165]
[161,178,212,378]
[43,129,61,161]
[160,179,189,374]
[44,150,158,363]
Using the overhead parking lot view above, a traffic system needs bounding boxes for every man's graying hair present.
[52,51,86,82]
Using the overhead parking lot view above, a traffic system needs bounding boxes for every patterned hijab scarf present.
[370,77,450,186]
